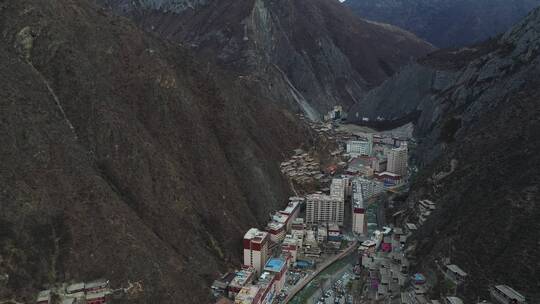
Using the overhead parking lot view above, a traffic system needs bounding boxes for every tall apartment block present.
[386,144,408,176]
[305,193,344,226]
[243,228,269,275]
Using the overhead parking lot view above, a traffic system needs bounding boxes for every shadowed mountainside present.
[0,0,312,302]
[349,7,540,301]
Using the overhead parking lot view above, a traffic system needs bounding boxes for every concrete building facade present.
[356,177,385,199]
[346,136,373,157]
[305,193,344,226]
[330,178,347,201]
[243,228,270,275]
[352,180,367,235]
[386,145,408,176]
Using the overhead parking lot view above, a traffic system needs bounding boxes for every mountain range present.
[99,0,434,117]
[349,7,540,300]
[344,0,540,48]
[1,0,540,303]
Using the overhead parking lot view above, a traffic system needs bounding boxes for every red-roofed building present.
[243,229,270,275]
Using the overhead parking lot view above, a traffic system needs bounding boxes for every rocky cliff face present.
[351,8,540,301]
[0,0,311,302]
[98,0,435,117]
[345,0,540,48]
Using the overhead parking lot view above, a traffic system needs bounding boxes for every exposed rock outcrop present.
[98,0,435,117]
[350,8,540,301]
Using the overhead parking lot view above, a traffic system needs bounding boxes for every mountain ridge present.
[98,0,435,117]
[348,7,540,301]
[344,0,540,48]
[0,0,311,302]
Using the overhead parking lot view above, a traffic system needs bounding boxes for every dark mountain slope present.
[0,0,309,302]
[98,0,435,117]
[349,7,540,301]
[345,0,540,48]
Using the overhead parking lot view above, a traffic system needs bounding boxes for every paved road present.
[284,241,358,304]
[306,267,353,304]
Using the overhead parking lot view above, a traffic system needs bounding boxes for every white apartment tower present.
[305,194,344,226]
[330,178,347,201]
[352,180,367,235]
[356,177,384,199]
[346,135,373,157]
[386,144,408,176]
[243,228,269,275]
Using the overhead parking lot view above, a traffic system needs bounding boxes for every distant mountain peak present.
[99,0,434,117]
[344,0,540,48]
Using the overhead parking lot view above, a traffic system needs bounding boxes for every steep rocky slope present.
[0,0,311,302]
[345,0,540,48]
[350,8,540,301]
[98,0,434,117]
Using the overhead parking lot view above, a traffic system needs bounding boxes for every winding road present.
[284,240,358,304]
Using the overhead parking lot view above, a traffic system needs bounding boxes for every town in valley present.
[208,108,528,304]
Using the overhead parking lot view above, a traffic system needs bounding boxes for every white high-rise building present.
[330,178,346,201]
[352,180,367,235]
[305,193,344,226]
[346,135,373,157]
[243,228,269,275]
[356,177,385,200]
[386,144,408,176]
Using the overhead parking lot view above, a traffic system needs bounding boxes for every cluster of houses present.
[359,227,411,300]
[358,224,474,304]
[372,198,529,304]
[342,133,409,189]
[297,114,338,140]
[416,199,437,226]
[36,279,110,304]
[279,149,323,184]
[211,181,352,304]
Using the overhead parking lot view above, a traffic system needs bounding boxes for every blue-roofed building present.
[264,258,285,273]
[263,258,288,293]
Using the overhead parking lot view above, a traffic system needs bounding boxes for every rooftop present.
[306,193,341,202]
[282,235,299,246]
[244,228,268,243]
[280,201,299,215]
[85,278,109,289]
[377,171,400,177]
[66,282,85,293]
[406,223,418,230]
[328,223,340,231]
[445,297,464,304]
[264,258,286,273]
[493,285,526,301]
[86,291,108,299]
[266,221,285,231]
[235,285,260,304]
[361,240,376,247]
[37,290,51,301]
[258,271,275,286]
[420,199,435,205]
[446,264,468,277]
[289,196,304,202]
[229,268,255,288]
[272,213,289,224]
[292,218,304,225]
